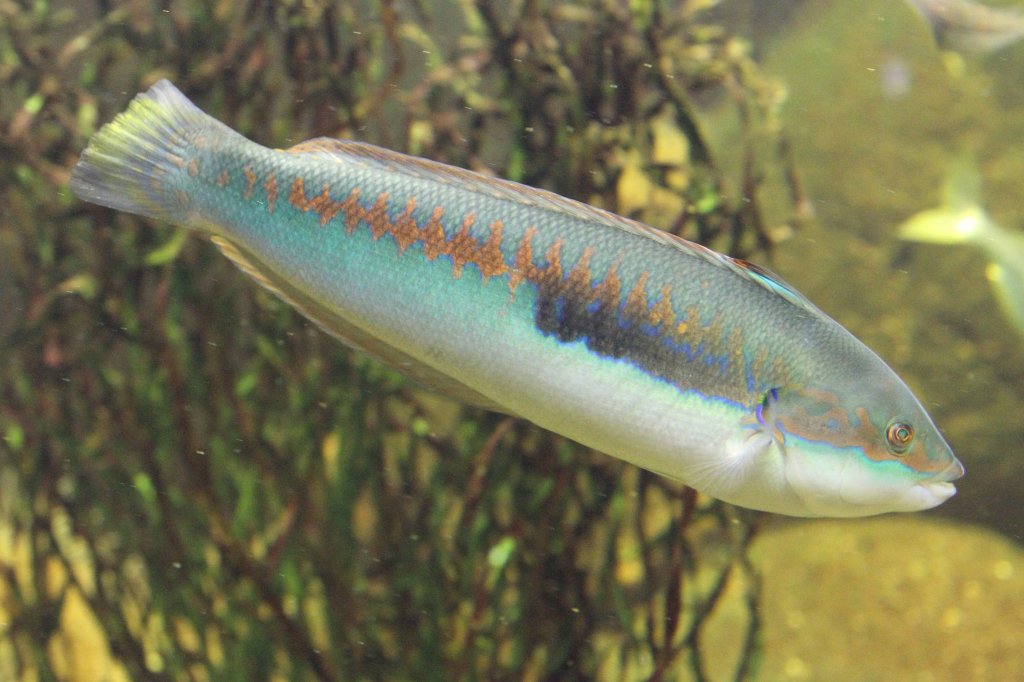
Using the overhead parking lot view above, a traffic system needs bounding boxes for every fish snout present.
[937,457,966,483]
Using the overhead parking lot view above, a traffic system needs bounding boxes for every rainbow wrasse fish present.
[70,80,964,517]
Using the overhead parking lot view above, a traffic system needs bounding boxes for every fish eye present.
[885,420,914,455]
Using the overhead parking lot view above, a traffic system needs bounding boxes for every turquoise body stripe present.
[190,139,797,409]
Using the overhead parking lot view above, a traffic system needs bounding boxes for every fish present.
[905,0,1024,54]
[899,158,1024,336]
[69,80,963,517]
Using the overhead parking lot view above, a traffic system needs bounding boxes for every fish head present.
[764,375,963,517]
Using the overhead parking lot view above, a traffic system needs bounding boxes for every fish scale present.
[70,80,964,517]
[185,123,774,402]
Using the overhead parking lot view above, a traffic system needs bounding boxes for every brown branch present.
[456,416,516,533]
[213,525,342,682]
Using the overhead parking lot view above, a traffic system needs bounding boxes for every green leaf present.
[144,230,189,266]
[23,92,44,115]
[3,421,24,452]
[133,472,157,506]
[487,535,516,569]
[411,417,430,437]
[234,371,259,398]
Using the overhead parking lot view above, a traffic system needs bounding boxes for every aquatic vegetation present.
[2,0,808,679]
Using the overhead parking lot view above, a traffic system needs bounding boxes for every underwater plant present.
[0,0,807,678]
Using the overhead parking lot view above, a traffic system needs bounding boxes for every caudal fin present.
[70,80,227,225]
[898,206,989,244]
[898,158,992,245]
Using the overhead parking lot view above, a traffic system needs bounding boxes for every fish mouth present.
[914,458,966,506]
[919,480,956,501]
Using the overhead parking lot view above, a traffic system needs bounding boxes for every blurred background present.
[1,0,1023,679]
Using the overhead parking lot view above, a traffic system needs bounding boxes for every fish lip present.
[936,458,966,483]
[919,480,956,502]
[914,459,965,506]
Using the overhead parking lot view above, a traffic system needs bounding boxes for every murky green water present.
[1,0,1022,680]
[758,0,1024,534]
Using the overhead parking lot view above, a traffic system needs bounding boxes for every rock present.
[751,517,1024,680]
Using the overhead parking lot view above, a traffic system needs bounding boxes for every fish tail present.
[897,206,990,245]
[70,80,222,226]
[898,158,993,245]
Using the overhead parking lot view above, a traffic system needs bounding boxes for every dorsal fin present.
[729,258,821,314]
[285,137,818,313]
